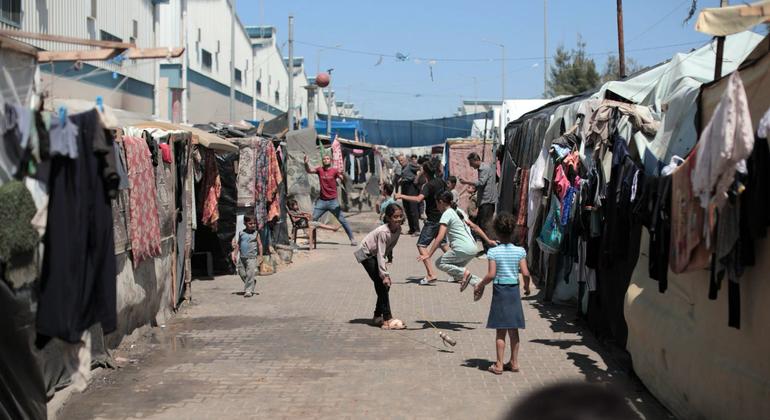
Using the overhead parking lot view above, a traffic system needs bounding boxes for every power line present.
[296,39,706,64]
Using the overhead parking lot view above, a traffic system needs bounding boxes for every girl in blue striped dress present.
[474,212,531,375]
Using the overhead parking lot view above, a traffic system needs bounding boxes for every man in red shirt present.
[304,154,357,246]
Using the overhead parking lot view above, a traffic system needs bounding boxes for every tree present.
[600,54,644,83]
[546,37,600,97]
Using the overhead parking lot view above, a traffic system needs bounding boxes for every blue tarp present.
[315,112,487,148]
[302,118,365,140]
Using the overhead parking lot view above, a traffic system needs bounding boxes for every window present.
[274,90,280,104]
[234,68,242,86]
[256,80,262,96]
[201,49,212,71]
[1,0,21,26]
[100,30,123,43]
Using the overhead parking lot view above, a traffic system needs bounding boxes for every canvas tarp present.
[319,112,486,148]
[695,1,770,36]
[443,140,493,211]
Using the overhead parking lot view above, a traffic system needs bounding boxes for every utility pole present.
[616,0,626,78]
[181,0,188,124]
[500,44,505,143]
[543,0,548,98]
[326,69,334,137]
[287,15,295,131]
[714,0,729,79]
[229,0,236,122]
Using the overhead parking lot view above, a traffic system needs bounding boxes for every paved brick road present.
[59,212,672,420]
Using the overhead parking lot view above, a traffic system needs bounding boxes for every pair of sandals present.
[373,316,407,330]
[488,362,520,375]
[459,271,485,301]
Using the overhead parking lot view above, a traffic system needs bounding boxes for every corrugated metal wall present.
[3,0,156,84]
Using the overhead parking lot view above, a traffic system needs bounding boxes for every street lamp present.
[317,44,342,74]
[482,39,505,156]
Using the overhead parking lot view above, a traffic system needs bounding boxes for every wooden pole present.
[616,0,626,78]
[714,0,729,80]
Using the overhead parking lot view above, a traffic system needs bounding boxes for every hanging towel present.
[123,135,162,266]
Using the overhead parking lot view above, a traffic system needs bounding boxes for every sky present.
[236,0,717,120]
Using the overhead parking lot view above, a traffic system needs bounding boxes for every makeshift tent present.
[319,112,486,148]
[441,139,494,211]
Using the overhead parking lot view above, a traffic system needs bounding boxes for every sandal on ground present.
[503,362,520,372]
[419,278,437,286]
[381,319,406,330]
[488,365,503,375]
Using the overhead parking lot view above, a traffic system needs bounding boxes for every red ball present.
[315,72,330,87]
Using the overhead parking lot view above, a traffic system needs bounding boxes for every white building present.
[0,0,344,125]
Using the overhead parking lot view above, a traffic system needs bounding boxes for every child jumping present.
[355,203,405,329]
[474,212,531,375]
[418,191,497,288]
[231,214,263,298]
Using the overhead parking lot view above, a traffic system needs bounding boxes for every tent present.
[441,139,494,211]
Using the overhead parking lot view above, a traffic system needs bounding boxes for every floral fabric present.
[123,135,162,266]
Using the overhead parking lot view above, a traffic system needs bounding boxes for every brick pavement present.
[59,212,672,420]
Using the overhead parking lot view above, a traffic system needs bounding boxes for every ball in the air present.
[316,72,330,87]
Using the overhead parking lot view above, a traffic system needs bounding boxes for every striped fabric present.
[487,243,527,285]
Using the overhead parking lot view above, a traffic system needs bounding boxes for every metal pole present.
[287,15,295,131]
[714,0,729,80]
[181,0,188,124]
[326,69,333,137]
[616,0,626,78]
[543,0,548,98]
[500,44,505,143]
[482,110,489,161]
[153,1,160,118]
[229,0,235,122]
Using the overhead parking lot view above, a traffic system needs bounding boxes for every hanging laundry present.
[265,140,283,224]
[159,142,172,163]
[692,72,754,211]
[233,137,258,207]
[254,139,270,228]
[37,109,117,344]
[669,144,710,273]
[331,136,344,172]
[123,135,162,266]
[0,180,39,289]
[113,141,129,190]
[49,115,79,159]
[200,149,221,230]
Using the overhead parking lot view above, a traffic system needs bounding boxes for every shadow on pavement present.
[348,318,378,328]
[461,358,494,371]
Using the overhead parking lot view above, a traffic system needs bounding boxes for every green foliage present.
[546,37,601,97]
[600,54,644,83]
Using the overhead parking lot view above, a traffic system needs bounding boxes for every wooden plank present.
[38,48,122,62]
[0,28,134,49]
[0,34,39,57]
[37,46,185,62]
[124,47,184,59]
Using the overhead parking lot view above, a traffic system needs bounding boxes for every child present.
[231,214,263,298]
[376,182,396,223]
[474,212,531,375]
[287,198,340,248]
[418,191,496,288]
[355,203,405,329]
[446,176,460,204]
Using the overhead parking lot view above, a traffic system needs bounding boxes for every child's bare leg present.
[418,245,437,279]
[314,222,338,231]
[494,329,506,370]
[508,329,520,369]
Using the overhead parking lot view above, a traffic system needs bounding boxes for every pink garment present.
[159,143,172,163]
[553,165,570,201]
[331,137,344,172]
[692,72,754,210]
[670,146,710,273]
[123,135,162,266]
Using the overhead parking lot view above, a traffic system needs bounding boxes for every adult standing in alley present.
[304,154,357,246]
[460,152,497,253]
[397,154,422,235]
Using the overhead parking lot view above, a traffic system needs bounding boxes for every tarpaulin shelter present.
[319,112,487,148]
[305,118,365,141]
[441,138,494,211]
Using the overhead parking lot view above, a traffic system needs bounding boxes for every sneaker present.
[419,278,437,286]
[372,315,384,326]
[244,291,253,298]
